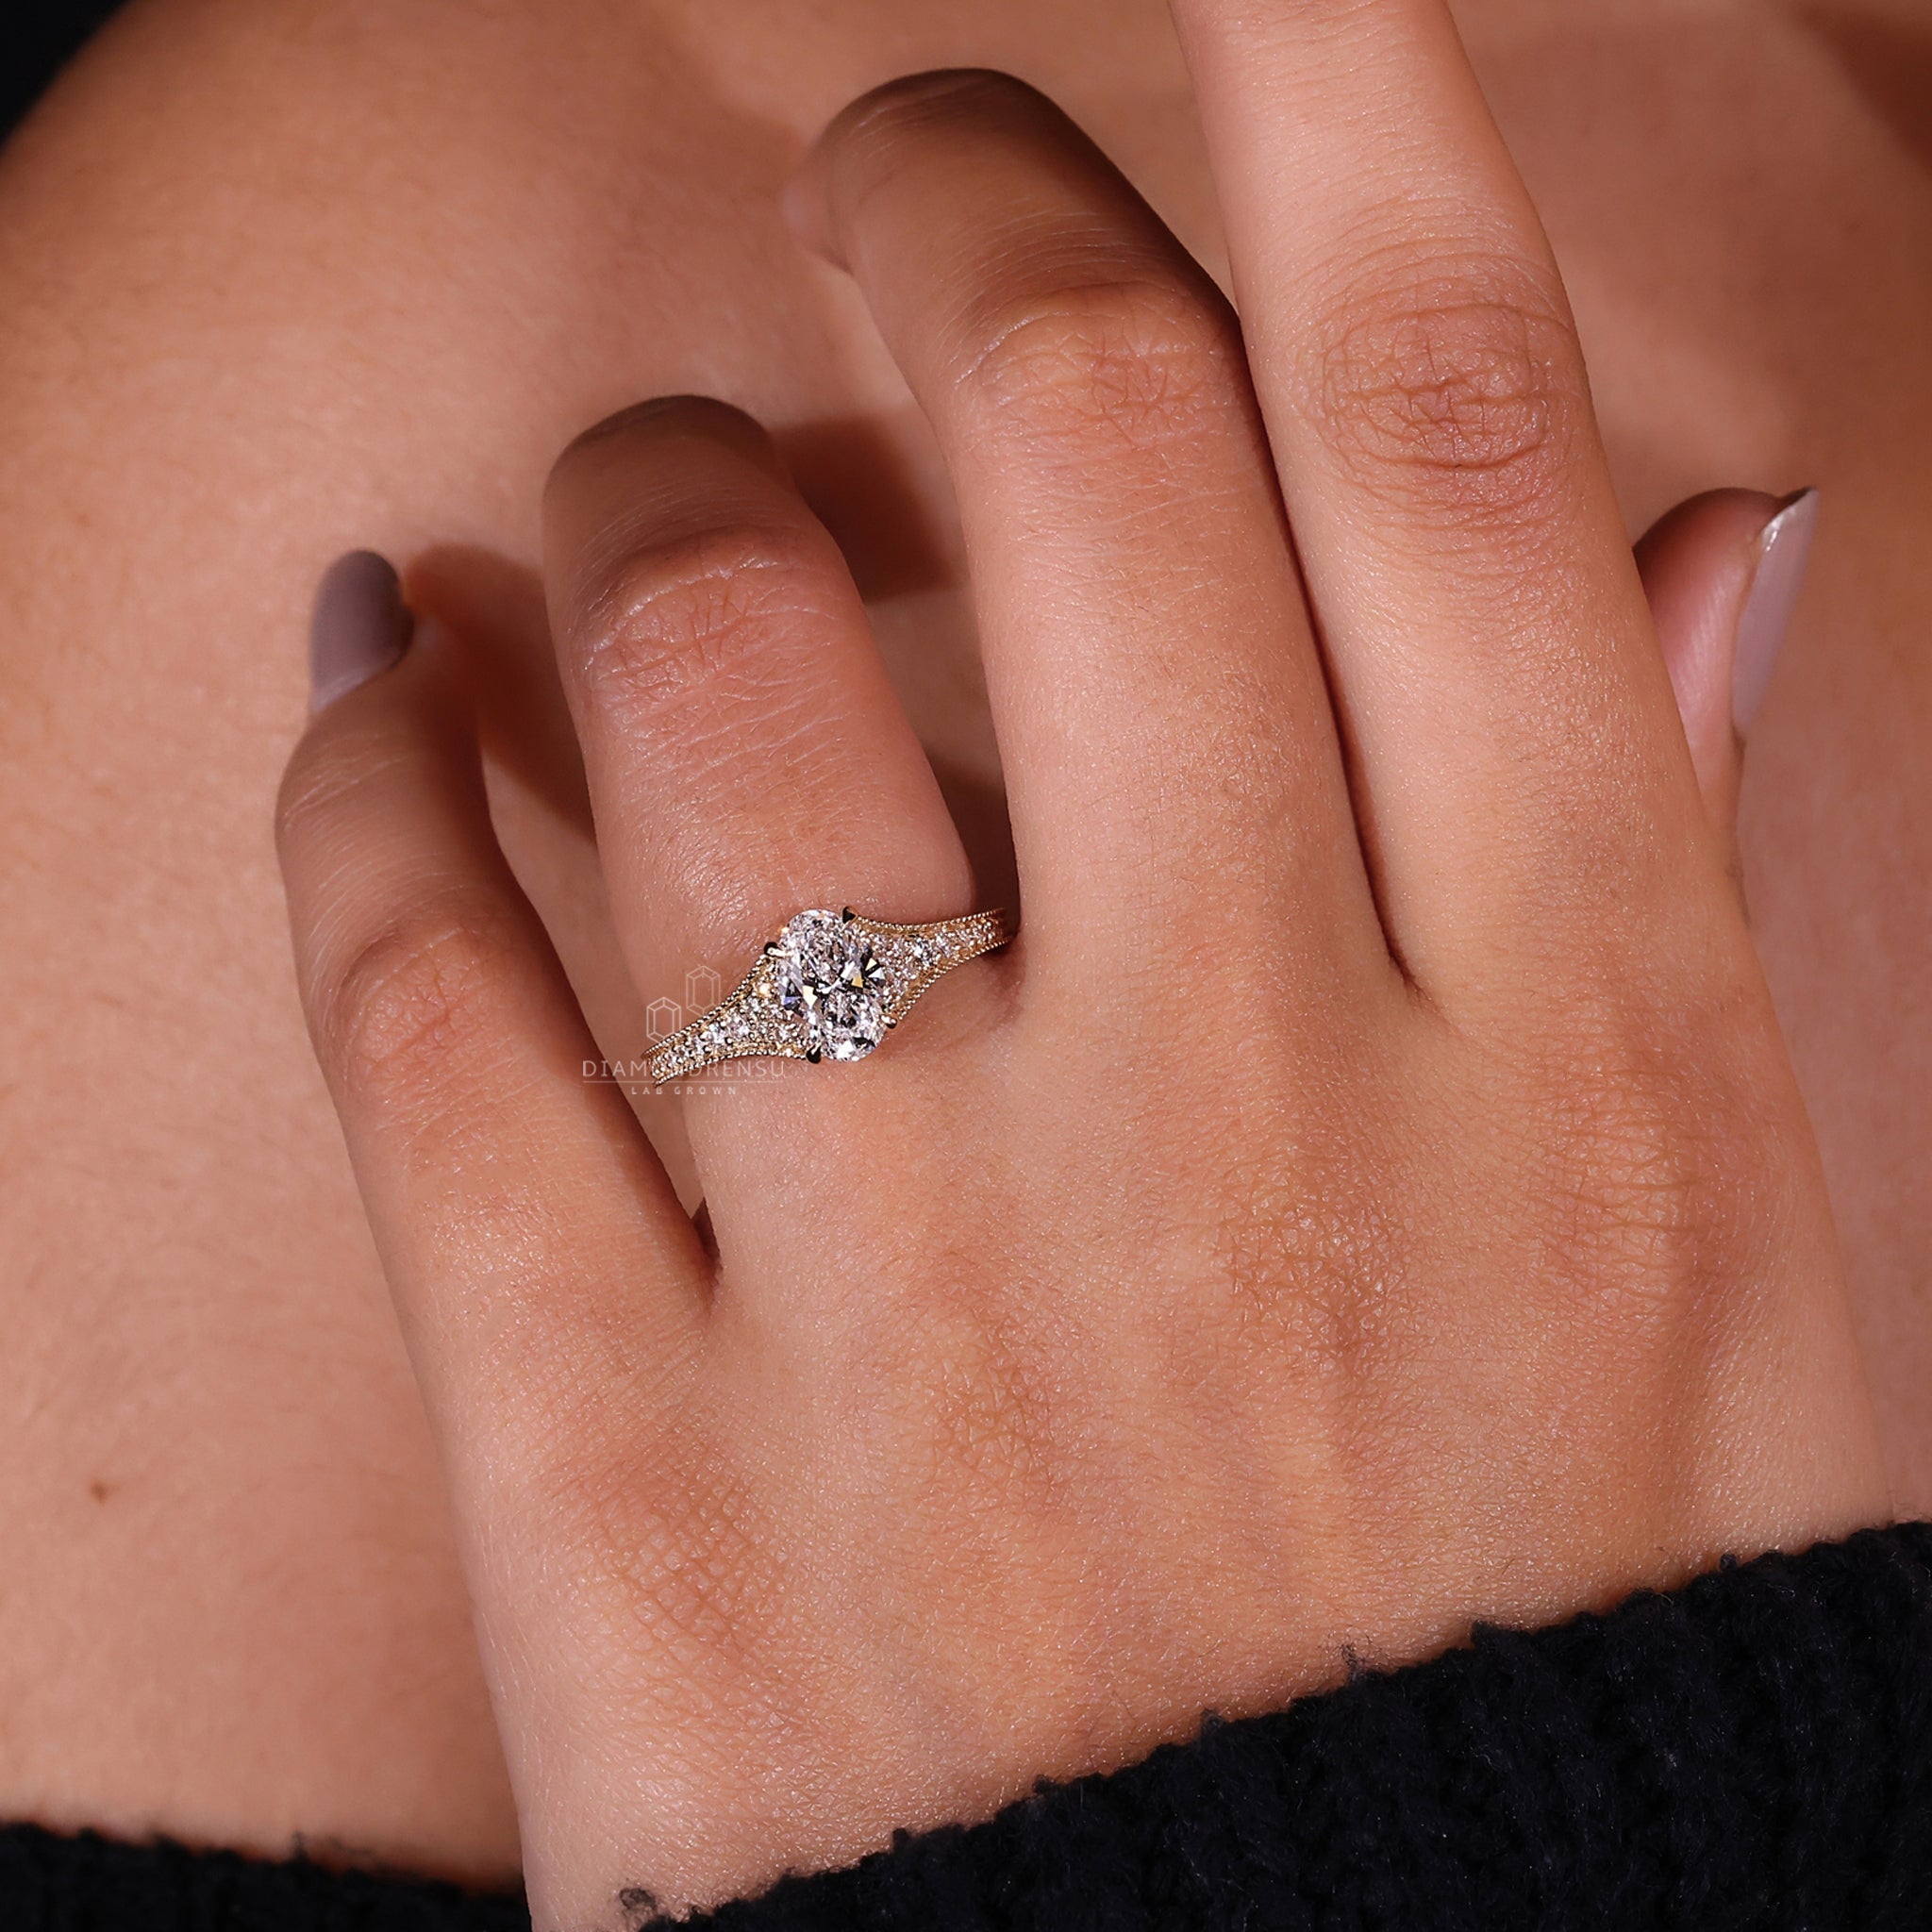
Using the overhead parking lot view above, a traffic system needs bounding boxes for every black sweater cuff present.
[684,1523,1932,1931]
[6,1523,1930,1931]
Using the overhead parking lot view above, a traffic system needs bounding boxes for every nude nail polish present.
[308,550,412,713]
[1732,489,1820,734]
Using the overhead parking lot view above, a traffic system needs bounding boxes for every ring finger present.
[541,396,975,1168]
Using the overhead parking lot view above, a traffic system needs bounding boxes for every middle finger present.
[795,74,1388,1006]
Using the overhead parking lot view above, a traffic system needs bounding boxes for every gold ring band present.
[647,907,1013,1085]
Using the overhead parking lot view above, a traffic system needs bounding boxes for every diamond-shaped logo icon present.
[644,996,683,1042]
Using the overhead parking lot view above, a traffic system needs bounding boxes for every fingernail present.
[1733,488,1819,733]
[308,550,412,713]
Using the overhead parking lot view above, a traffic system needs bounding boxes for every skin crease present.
[0,0,1924,1898]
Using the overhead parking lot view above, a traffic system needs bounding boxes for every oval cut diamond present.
[772,909,892,1061]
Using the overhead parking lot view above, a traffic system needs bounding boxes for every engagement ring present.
[647,907,1012,1084]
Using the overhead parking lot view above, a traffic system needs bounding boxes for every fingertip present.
[783,71,1047,272]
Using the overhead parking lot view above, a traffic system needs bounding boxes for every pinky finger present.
[277,556,708,1505]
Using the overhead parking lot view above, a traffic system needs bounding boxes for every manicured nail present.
[308,550,412,713]
[1733,489,1819,733]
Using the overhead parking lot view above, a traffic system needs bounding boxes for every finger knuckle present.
[321,897,522,1120]
[1518,1017,1764,1311]
[1206,1122,1399,1376]
[1307,248,1585,524]
[577,523,833,718]
[275,724,391,867]
[528,1398,785,1701]
[589,1457,766,1666]
[918,1312,1047,1491]
[957,273,1241,457]
[851,1270,1056,1507]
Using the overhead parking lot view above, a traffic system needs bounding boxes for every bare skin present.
[0,0,1926,1892]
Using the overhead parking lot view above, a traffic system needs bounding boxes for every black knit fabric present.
[7,1524,1932,1931]
[0,1826,528,1932]
[681,1524,1932,1931]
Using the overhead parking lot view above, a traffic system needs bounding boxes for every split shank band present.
[647,907,1013,1085]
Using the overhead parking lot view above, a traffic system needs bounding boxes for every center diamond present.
[771,909,892,1062]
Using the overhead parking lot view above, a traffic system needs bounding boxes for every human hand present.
[275,7,1886,1923]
